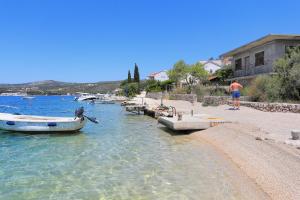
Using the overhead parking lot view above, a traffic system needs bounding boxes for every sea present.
[0,96,263,199]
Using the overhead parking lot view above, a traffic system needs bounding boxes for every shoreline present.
[129,97,300,199]
[190,123,300,200]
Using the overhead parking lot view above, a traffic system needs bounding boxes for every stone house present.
[220,34,300,82]
[199,59,223,74]
[147,70,169,82]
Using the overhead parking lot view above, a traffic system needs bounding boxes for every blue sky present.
[0,0,300,83]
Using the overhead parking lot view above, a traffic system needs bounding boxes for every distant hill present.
[0,80,122,95]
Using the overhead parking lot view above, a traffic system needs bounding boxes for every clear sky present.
[0,0,300,83]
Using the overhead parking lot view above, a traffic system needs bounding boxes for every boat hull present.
[0,113,87,133]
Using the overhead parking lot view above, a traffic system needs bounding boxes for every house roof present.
[199,60,222,67]
[220,34,300,58]
[148,70,167,77]
[208,75,218,81]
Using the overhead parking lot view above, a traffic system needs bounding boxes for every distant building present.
[179,74,199,88]
[199,59,223,74]
[220,34,300,81]
[147,70,169,81]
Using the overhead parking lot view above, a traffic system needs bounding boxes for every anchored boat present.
[0,107,98,133]
[74,93,98,101]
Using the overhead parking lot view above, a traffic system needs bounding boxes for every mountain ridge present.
[0,80,122,95]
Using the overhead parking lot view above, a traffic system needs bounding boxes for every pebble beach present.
[129,97,300,199]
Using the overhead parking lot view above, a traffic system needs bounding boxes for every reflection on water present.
[0,96,263,199]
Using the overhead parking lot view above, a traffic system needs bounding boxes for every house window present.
[235,58,242,70]
[244,56,250,68]
[255,51,264,66]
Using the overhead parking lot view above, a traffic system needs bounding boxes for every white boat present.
[74,93,98,101]
[0,107,97,133]
[22,96,35,100]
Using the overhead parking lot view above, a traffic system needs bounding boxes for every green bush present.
[246,48,300,102]
[215,65,234,84]
[248,76,269,102]
[274,48,300,100]
[209,87,229,96]
[171,87,189,94]
[248,75,280,102]
[160,80,174,91]
[144,79,174,93]
[240,86,250,96]
[193,85,210,101]
[144,80,161,92]
[122,82,139,97]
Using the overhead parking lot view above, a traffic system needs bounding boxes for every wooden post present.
[178,113,182,121]
[291,130,300,140]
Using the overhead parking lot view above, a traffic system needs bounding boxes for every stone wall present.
[202,96,251,106]
[169,94,197,103]
[240,101,300,113]
[146,92,197,103]
[146,92,163,100]
[202,96,300,113]
[202,96,230,106]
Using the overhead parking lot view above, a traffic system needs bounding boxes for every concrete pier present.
[125,105,146,115]
[158,114,229,131]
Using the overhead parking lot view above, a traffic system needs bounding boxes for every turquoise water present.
[0,96,261,199]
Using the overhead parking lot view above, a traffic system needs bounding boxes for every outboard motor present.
[75,107,85,121]
[75,107,99,124]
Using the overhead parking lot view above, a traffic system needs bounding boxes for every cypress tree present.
[128,70,132,83]
[133,63,140,83]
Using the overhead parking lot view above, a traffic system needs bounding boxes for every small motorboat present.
[22,96,35,100]
[0,107,98,133]
[74,93,98,101]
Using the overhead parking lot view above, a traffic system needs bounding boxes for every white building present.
[199,59,223,74]
[147,70,169,81]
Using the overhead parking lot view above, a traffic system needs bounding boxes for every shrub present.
[160,80,174,91]
[248,75,280,102]
[215,65,234,84]
[209,87,229,96]
[193,85,210,101]
[122,82,139,97]
[248,76,269,102]
[171,87,189,94]
[240,86,250,96]
[274,48,300,100]
[246,47,300,102]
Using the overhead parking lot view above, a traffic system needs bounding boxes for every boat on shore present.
[0,107,97,133]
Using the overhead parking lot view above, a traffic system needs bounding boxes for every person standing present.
[229,80,243,110]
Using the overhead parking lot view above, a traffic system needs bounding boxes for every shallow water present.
[0,96,264,199]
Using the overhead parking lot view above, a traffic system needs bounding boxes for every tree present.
[182,62,208,93]
[127,70,132,83]
[123,82,139,97]
[133,63,140,83]
[167,60,208,93]
[274,47,300,100]
[167,60,188,87]
[186,62,208,86]
[215,65,234,83]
